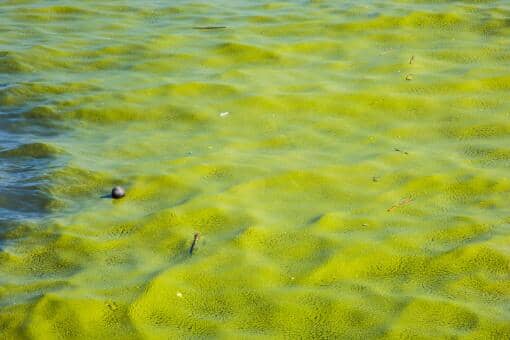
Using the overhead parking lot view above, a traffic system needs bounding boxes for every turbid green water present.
[1,0,510,338]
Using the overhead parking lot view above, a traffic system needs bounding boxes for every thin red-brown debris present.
[387,197,414,212]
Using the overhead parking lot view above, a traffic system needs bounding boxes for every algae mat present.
[1,0,510,338]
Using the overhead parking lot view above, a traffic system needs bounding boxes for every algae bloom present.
[0,0,509,338]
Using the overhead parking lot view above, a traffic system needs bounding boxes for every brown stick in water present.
[189,232,200,255]
[192,26,227,30]
[387,197,414,212]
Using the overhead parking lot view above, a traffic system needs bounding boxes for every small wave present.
[0,142,62,159]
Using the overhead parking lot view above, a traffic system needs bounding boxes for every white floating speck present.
[219,111,230,117]
[176,292,183,298]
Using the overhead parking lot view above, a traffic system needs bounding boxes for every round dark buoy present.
[111,186,125,199]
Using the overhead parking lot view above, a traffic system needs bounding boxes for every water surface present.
[1,0,510,338]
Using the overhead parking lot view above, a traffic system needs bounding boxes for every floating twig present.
[192,26,227,30]
[189,232,200,255]
[394,148,409,155]
[387,197,414,212]
[409,55,415,64]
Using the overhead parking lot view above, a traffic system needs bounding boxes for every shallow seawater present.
[1,0,510,338]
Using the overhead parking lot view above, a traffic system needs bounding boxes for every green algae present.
[1,0,510,338]
[0,143,62,159]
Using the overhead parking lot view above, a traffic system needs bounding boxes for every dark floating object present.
[192,26,227,30]
[111,186,125,199]
[189,232,200,255]
[394,148,409,155]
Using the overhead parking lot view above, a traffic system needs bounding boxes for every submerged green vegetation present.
[1,0,510,338]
